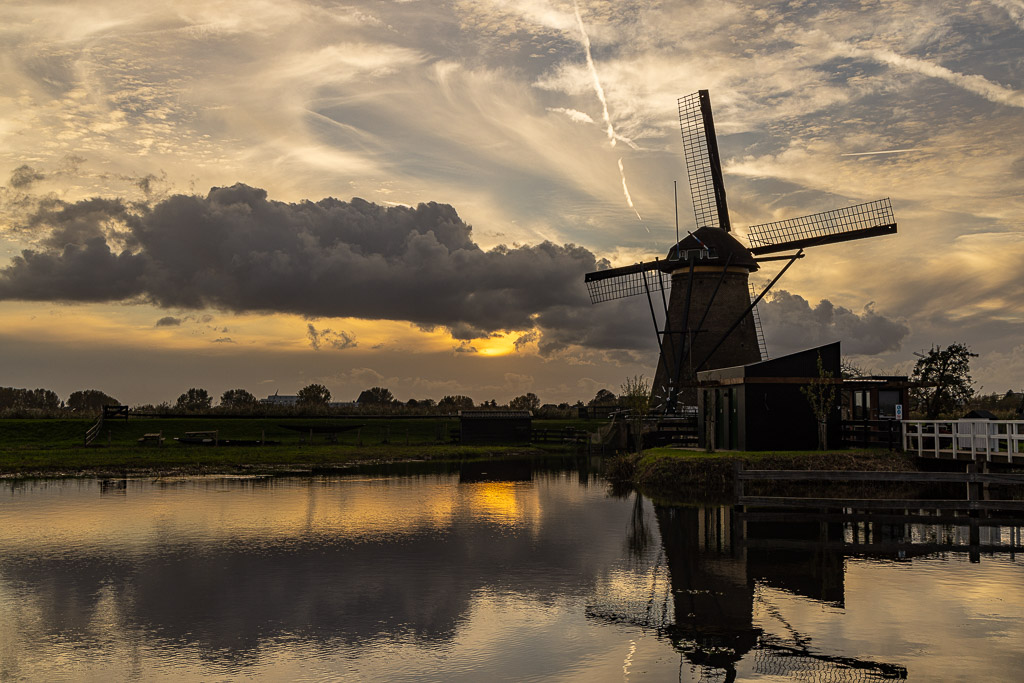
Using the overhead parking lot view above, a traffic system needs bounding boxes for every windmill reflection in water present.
[589,494,921,682]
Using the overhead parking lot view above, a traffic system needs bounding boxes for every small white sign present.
[895,404,903,420]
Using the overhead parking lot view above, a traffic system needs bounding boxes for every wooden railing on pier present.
[733,462,1024,511]
[531,428,588,445]
[841,419,901,450]
[903,419,1024,463]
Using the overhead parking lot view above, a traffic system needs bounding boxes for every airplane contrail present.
[573,1,644,222]
[618,158,645,227]
[840,148,926,156]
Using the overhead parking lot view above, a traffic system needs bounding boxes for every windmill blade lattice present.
[679,90,731,231]
[747,198,896,255]
[584,261,671,304]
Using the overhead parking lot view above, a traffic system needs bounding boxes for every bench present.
[179,430,219,446]
[138,431,164,446]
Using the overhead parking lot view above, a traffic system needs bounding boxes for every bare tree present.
[801,354,836,450]
[620,375,651,454]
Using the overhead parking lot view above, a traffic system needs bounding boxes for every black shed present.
[696,342,842,451]
[459,410,533,444]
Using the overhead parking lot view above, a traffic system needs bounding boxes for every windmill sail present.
[679,90,731,231]
[747,198,897,255]
[584,260,670,304]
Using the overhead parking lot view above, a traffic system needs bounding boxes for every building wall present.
[652,268,761,409]
[696,343,843,451]
[459,417,532,444]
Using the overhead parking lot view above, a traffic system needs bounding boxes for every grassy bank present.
[623,448,919,502]
[0,443,578,478]
[0,417,593,478]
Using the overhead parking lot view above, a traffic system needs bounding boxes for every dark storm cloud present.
[9,165,45,189]
[154,316,182,327]
[306,323,357,351]
[759,290,909,356]
[0,184,644,353]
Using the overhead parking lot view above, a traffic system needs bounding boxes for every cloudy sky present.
[1,0,1022,406]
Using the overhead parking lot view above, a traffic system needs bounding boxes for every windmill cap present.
[666,226,759,271]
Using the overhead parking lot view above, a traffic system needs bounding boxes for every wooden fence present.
[840,419,902,450]
[531,428,588,445]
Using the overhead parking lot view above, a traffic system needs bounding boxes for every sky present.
[1,0,1022,406]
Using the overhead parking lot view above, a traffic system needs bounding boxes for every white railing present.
[903,420,1024,462]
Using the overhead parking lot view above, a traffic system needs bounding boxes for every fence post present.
[966,462,979,503]
[733,460,744,502]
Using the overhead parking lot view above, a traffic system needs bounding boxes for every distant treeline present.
[0,385,621,419]
[0,387,119,418]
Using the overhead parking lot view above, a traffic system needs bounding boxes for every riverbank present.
[0,442,581,479]
[0,416,594,478]
[616,447,921,502]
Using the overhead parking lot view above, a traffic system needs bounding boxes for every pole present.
[674,180,680,258]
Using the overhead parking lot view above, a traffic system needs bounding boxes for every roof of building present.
[665,226,759,272]
[696,342,841,383]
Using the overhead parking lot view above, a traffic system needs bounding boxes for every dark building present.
[841,376,909,421]
[696,342,841,451]
[458,410,532,444]
[651,227,764,408]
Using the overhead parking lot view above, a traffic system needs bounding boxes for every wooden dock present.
[733,462,1024,511]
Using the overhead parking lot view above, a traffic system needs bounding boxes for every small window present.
[853,390,871,420]
[878,390,900,418]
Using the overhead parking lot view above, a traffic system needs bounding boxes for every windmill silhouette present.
[584,90,898,413]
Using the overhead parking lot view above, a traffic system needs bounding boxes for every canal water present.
[2,459,1023,681]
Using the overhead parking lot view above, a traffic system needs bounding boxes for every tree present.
[0,387,60,412]
[298,383,331,406]
[509,392,540,412]
[588,389,618,406]
[438,395,474,412]
[67,389,120,414]
[840,357,869,379]
[620,375,651,454]
[220,388,257,410]
[357,386,394,406]
[800,353,837,450]
[175,388,212,412]
[910,343,978,418]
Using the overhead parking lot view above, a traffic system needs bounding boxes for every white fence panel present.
[903,420,1023,462]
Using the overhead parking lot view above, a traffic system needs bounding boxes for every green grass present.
[0,443,570,475]
[0,419,94,448]
[0,417,592,476]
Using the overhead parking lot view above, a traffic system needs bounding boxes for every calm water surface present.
[1,460,1023,681]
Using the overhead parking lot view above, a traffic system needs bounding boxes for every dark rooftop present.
[665,226,758,271]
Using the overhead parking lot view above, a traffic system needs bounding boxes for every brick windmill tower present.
[585,91,898,413]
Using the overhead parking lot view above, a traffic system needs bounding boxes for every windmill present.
[584,90,897,413]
